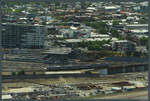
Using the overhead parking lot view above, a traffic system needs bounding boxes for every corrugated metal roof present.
[8,87,34,93]
[2,95,12,99]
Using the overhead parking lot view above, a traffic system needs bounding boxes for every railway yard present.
[2,50,148,100]
[2,71,148,100]
[1,0,149,100]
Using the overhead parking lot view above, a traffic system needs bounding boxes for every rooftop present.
[43,48,72,55]
[126,24,148,27]
[131,29,148,33]
[2,95,12,100]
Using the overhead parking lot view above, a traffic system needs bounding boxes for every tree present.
[139,17,148,24]
[125,51,132,56]
[98,28,107,34]
[110,29,119,37]
[84,22,108,34]
[80,41,86,48]
[42,21,46,25]
[12,72,16,76]
[140,37,148,46]
[80,40,111,51]
[133,51,141,57]
[17,70,25,75]
[55,1,60,6]
[112,20,120,25]
[118,36,125,40]
[72,43,79,48]
[85,71,92,75]
[33,72,36,75]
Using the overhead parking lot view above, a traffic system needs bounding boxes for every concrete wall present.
[108,65,148,74]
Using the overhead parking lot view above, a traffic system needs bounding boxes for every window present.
[1,0,148,100]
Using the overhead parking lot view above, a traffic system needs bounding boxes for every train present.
[47,63,110,71]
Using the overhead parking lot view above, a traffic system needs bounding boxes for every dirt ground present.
[2,72,148,90]
[93,90,148,99]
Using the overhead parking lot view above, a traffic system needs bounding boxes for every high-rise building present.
[2,23,45,49]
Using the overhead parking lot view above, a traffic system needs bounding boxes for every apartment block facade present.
[112,40,136,52]
[2,23,45,49]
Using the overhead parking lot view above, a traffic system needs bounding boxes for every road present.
[94,90,148,99]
